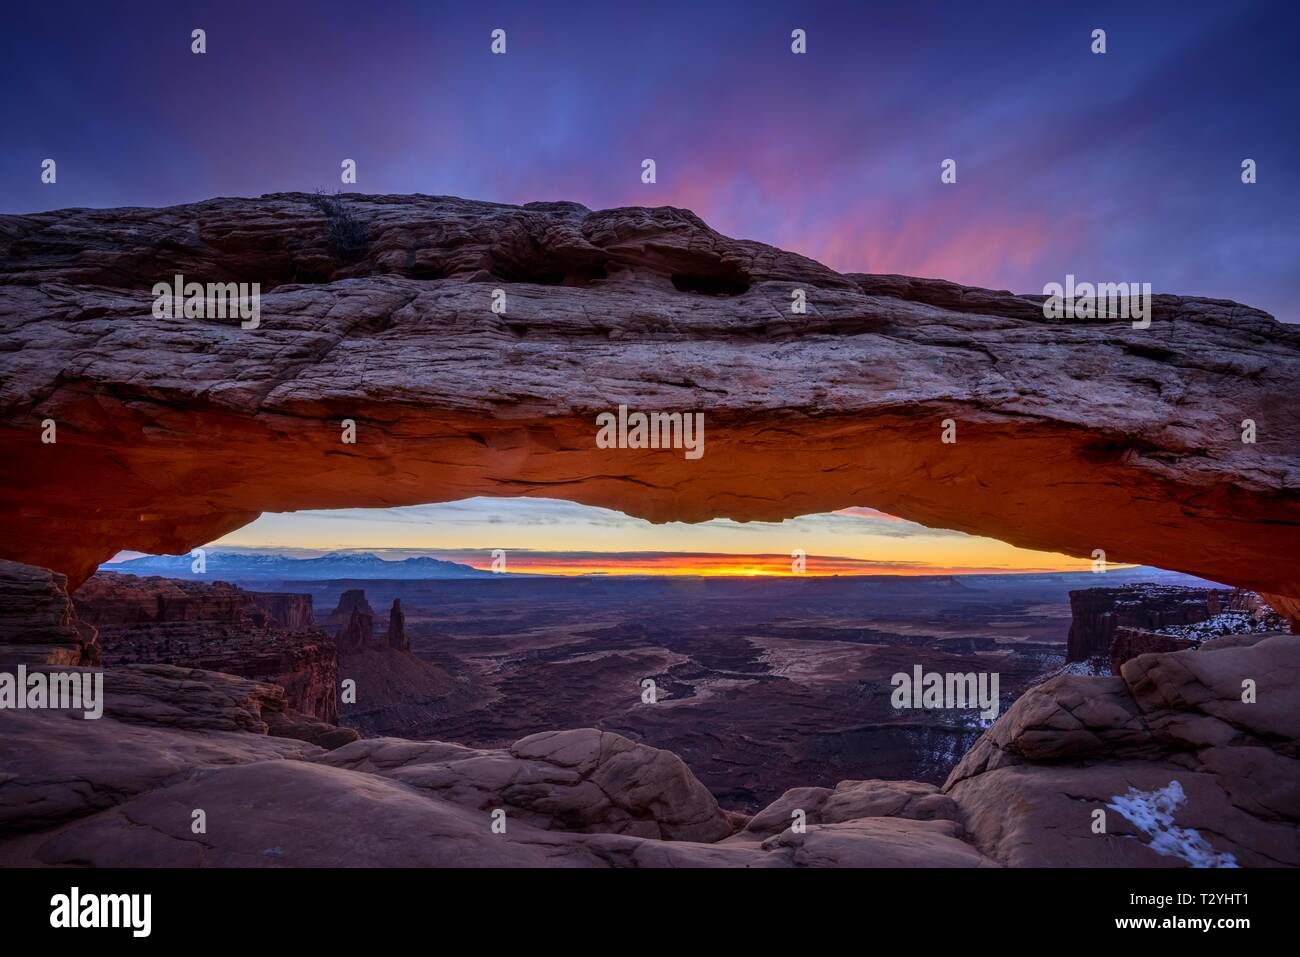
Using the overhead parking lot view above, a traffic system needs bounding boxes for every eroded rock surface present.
[738,778,960,839]
[3,629,1296,866]
[0,559,98,665]
[74,572,340,723]
[945,634,1300,867]
[325,589,375,655]
[317,727,733,843]
[1066,584,1285,662]
[1,195,1297,605]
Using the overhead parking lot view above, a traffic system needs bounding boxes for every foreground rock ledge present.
[2,630,1295,866]
[1,558,1294,866]
[1,194,1298,604]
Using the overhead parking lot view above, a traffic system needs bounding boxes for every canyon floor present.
[3,556,1296,868]
[298,574,1064,811]
[216,568,1205,812]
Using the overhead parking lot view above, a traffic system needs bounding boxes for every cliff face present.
[0,559,98,666]
[1066,584,1289,662]
[73,572,339,723]
[1108,628,1197,674]
[324,589,375,654]
[251,592,315,631]
[386,598,407,651]
[73,572,314,634]
[0,195,1297,608]
[1066,585,1230,661]
[75,573,260,626]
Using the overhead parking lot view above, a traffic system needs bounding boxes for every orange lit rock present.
[0,194,1297,602]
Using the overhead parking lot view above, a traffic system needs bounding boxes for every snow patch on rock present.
[1106,780,1238,868]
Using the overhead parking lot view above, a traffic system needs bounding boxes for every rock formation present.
[1,195,1297,867]
[944,632,1300,867]
[72,571,339,723]
[0,559,98,666]
[326,589,375,654]
[1071,585,1242,661]
[1065,583,1289,669]
[251,591,315,631]
[386,598,407,651]
[1,552,1296,866]
[336,612,367,654]
[75,571,313,630]
[1108,628,1196,674]
[0,195,1297,612]
[319,728,733,843]
[4,627,1293,867]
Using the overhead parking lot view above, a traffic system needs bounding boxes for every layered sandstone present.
[252,591,315,631]
[1108,628,1196,674]
[0,195,1297,608]
[1065,584,1289,662]
[73,571,339,723]
[1066,585,1229,661]
[0,559,98,666]
[325,589,375,654]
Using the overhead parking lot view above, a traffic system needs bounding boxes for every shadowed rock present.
[326,589,374,653]
[2,621,1295,866]
[74,571,339,722]
[0,195,1297,610]
[317,727,734,843]
[386,598,407,651]
[0,559,98,666]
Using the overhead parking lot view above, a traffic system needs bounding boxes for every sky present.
[197,499,1100,576]
[7,1,1296,575]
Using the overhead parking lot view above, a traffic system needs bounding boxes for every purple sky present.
[3,0,1297,319]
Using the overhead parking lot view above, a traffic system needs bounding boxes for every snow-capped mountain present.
[103,551,494,580]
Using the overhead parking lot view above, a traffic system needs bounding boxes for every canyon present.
[74,572,338,723]
[0,559,1295,867]
[0,194,1297,867]
[1066,584,1286,663]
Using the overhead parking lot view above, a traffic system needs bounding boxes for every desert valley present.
[1,193,1296,873]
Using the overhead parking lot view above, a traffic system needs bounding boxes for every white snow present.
[1106,780,1238,868]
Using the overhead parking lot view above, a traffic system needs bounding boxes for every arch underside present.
[0,194,1296,607]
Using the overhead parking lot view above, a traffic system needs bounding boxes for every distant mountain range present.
[103,551,495,581]
[100,550,1222,588]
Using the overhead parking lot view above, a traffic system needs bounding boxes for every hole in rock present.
[85,496,1242,815]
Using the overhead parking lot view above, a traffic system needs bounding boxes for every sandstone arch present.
[1,194,1297,608]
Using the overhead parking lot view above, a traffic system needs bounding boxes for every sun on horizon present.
[112,495,1116,578]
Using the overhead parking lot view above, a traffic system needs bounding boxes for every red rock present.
[946,633,1300,867]
[0,195,1297,610]
[3,622,1296,867]
[386,598,407,651]
[325,589,375,654]
[251,592,315,630]
[0,559,98,666]
[73,571,340,723]
[1109,627,1196,674]
[1066,584,1229,661]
